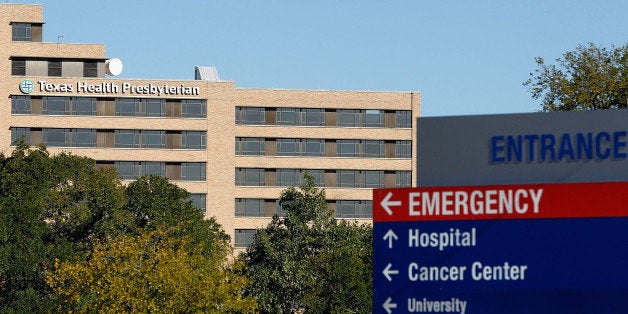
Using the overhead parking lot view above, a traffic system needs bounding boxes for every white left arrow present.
[383,263,399,281]
[383,297,397,314]
[381,191,401,215]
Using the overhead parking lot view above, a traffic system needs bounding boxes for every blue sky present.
[13,0,628,116]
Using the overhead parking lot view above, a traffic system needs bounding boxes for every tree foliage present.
[244,173,372,313]
[47,227,257,313]
[524,43,628,111]
[123,176,231,259]
[0,144,248,312]
[0,143,127,311]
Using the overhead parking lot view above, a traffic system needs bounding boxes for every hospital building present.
[1,3,420,247]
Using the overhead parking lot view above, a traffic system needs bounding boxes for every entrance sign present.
[372,182,628,314]
[417,110,628,187]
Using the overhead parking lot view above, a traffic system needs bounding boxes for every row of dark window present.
[11,128,206,150]
[12,96,206,118]
[235,199,372,220]
[11,58,100,77]
[236,137,411,158]
[235,168,411,188]
[236,106,412,128]
[96,161,206,181]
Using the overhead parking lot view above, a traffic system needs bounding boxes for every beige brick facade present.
[1,4,420,246]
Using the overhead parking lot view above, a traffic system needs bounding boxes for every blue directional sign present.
[372,183,628,314]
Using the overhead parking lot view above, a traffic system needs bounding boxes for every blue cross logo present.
[19,80,34,94]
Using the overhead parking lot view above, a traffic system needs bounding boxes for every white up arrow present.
[383,229,398,249]
[381,191,401,215]
[383,263,399,281]
[383,297,397,314]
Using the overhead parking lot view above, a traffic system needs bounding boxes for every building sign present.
[22,80,200,96]
[417,110,628,187]
[372,182,628,314]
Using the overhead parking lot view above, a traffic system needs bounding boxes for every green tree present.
[0,143,127,311]
[0,144,238,312]
[124,175,202,229]
[244,174,373,313]
[45,151,129,246]
[47,226,257,313]
[524,43,628,111]
[123,175,231,259]
[46,174,245,312]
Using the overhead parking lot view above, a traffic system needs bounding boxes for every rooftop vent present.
[195,66,219,81]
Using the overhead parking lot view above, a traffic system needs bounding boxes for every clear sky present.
[11,0,628,116]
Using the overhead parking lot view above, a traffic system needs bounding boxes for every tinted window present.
[11,127,30,145]
[115,161,140,180]
[364,170,384,188]
[236,107,265,125]
[277,139,325,157]
[182,131,206,149]
[11,96,30,114]
[363,110,384,127]
[396,110,412,128]
[337,170,359,188]
[275,108,326,126]
[141,131,165,149]
[337,140,360,157]
[364,140,384,158]
[182,99,206,118]
[336,200,372,219]
[70,129,97,147]
[43,97,68,115]
[396,141,411,158]
[304,139,325,156]
[396,171,412,187]
[302,109,325,126]
[12,23,31,41]
[188,194,207,212]
[43,128,68,147]
[337,170,383,188]
[115,130,138,148]
[276,169,324,187]
[41,128,97,147]
[337,109,360,127]
[11,58,26,75]
[337,140,384,158]
[235,138,265,156]
[83,60,98,77]
[235,168,265,186]
[235,229,257,247]
[113,162,167,179]
[143,99,166,117]
[116,98,139,116]
[142,162,166,176]
[181,162,206,181]
[276,108,297,125]
[337,109,384,127]
[235,199,265,217]
[48,60,62,77]
[276,138,299,156]
[71,97,97,116]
